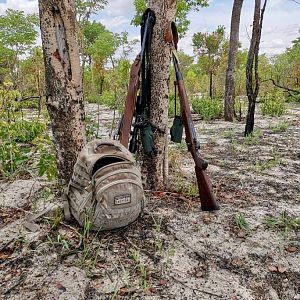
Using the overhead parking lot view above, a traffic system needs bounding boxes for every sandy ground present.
[0,103,299,300]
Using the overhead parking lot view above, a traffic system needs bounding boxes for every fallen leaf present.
[285,245,298,253]
[149,287,156,294]
[237,231,246,238]
[268,265,278,272]
[158,279,168,286]
[202,215,212,224]
[277,265,287,273]
[267,264,287,273]
[56,283,66,292]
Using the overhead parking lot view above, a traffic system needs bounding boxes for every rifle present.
[118,55,141,147]
[168,22,219,211]
[117,9,156,157]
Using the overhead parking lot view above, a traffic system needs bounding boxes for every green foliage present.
[49,208,64,230]
[0,9,38,53]
[19,47,45,98]
[264,211,300,233]
[0,83,21,119]
[235,213,249,231]
[234,96,248,120]
[99,90,114,107]
[243,129,262,145]
[76,0,107,22]
[132,0,208,36]
[0,120,46,143]
[270,37,300,99]
[193,26,227,98]
[0,106,57,180]
[0,140,30,177]
[269,121,289,133]
[34,135,58,181]
[252,154,282,173]
[192,97,223,120]
[260,91,286,116]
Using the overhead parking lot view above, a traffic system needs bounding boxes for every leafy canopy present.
[76,0,108,22]
[0,9,38,54]
[193,26,226,73]
[132,0,209,37]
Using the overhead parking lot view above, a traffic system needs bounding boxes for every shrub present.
[0,141,30,177]
[168,93,181,117]
[99,91,115,108]
[20,99,40,109]
[0,119,46,143]
[34,135,58,181]
[260,91,286,116]
[192,97,223,120]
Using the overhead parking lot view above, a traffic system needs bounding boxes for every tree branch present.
[267,78,300,94]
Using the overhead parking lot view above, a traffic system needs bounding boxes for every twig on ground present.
[168,274,222,298]
[4,276,24,295]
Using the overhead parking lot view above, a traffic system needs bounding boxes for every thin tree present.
[245,0,267,136]
[38,0,86,183]
[142,0,177,189]
[193,26,226,99]
[132,0,209,189]
[224,0,244,121]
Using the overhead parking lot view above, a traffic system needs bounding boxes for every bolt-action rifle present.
[117,9,156,157]
[168,22,219,211]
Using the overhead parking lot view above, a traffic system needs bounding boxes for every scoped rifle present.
[117,9,156,157]
[168,22,219,211]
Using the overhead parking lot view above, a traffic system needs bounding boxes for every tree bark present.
[38,0,86,183]
[143,0,176,190]
[224,0,244,121]
[245,0,267,136]
[209,70,213,99]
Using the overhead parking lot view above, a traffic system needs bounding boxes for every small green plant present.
[49,208,64,230]
[173,174,198,197]
[168,147,182,170]
[46,234,70,250]
[192,97,223,121]
[0,140,30,177]
[153,217,163,253]
[41,187,53,199]
[269,121,289,133]
[243,129,263,146]
[235,213,249,231]
[130,249,148,290]
[260,91,286,117]
[34,135,58,180]
[0,119,46,143]
[253,154,282,172]
[264,211,300,233]
[224,128,235,139]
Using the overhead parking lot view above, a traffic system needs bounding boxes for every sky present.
[0,0,299,57]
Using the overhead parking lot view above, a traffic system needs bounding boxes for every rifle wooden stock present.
[119,55,141,147]
[176,76,220,211]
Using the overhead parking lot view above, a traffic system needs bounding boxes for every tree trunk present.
[38,0,86,183]
[245,0,267,136]
[224,0,244,121]
[209,70,213,99]
[143,0,176,190]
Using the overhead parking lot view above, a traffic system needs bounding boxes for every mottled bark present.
[143,0,176,189]
[224,0,244,121]
[38,0,86,183]
[209,70,213,99]
[245,0,267,136]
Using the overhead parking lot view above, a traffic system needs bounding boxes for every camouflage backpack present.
[63,139,145,231]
